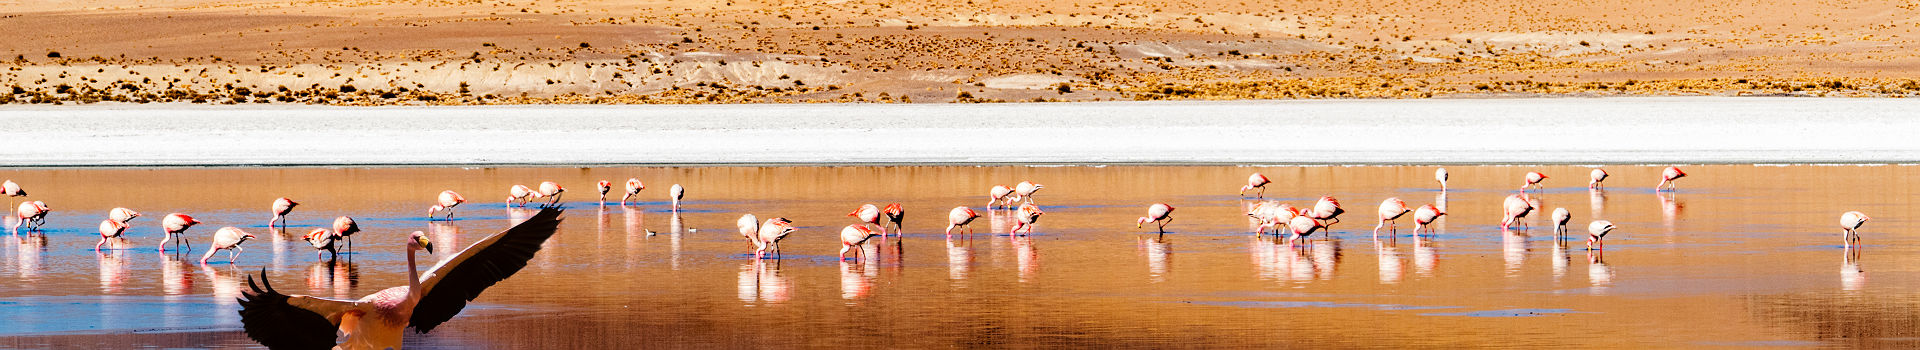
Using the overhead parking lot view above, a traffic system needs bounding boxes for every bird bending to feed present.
[1010,203,1044,235]
[1435,168,1448,191]
[669,184,685,211]
[1241,173,1271,197]
[303,228,339,260]
[109,207,141,224]
[202,227,258,264]
[1523,172,1549,192]
[882,203,905,236]
[621,178,645,205]
[946,206,980,237]
[755,218,796,259]
[987,185,1014,209]
[1,180,23,197]
[240,208,564,350]
[1658,166,1687,191]
[1500,194,1535,232]
[849,204,882,230]
[96,219,129,250]
[270,198,299,229]
[158,213,201,252]
[1841,211,1870,247]
[334,216,361,251]
[840,224,880,261]
[428,190,465,220]
[1250,202,1301,235]
[596,180,611,202]
[1288,215,1327,244]
[1013,181,1045,204]
[536,181,565,206]
[1307,196,1344,232]
[1587,220,1615,250]
[14,201,48,232]
[1137,203,1175,233]
[1589,169,1609,189]
[1412,204,1444,235]
[1552,208,1572,237]
[737,214,762,249]
[1374,198,1409,237]
[507,185,535,207]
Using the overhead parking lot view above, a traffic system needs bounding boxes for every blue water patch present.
[1419,308,1587,317]
[0,296,238,336]
[1179,300,1460,311]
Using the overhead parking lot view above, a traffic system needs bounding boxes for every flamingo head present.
[1239,185,1252,195]
[428,205,445,217]
[410,231,434,254]
[1136,217,1150,228]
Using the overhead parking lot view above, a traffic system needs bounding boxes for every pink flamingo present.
[1412,204,1444,235]
[1306,196,1344,233]
[669,184,685,211]
[535,181,565,206]
[428,190,466,220]
[238,208,563,350]
[1012,181,1045,205]
[109,207,140,225]
[882,203,905,236]
[302,228,339,260]
[737,213,763,249]
[1551,208,1571,237]
[270,198,298,229]
[507,185,535,207]
[1241,173,1271,197]
[987,185,1014,209]
[1589,169,1609,189]
[1500,194,1535,232]
[96,219,129,250]
[201,227,258,264]
[1587,220,1615,250]
[1841,211,1869,247]
[849,204,882,230]
[1435,168,1448,191]
[1010,203,1044,235]
[14,201,48,232]
[157,213,202,252]
[839,224,880,261]
[756,218,796,259]
[1522,172,1549,192]
[946,206,980,237]
[1658,166,1687,191]
[1374,197,1409,237]
[1251,202,1301,236]
[1,180,23,197]
[596,180,611,203]
[1137,203,1175,233]
[621,178,645,205]
[1287,216,1326,244]
[333,216,361,251]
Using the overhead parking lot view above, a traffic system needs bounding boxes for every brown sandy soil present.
[2,0,1919,105]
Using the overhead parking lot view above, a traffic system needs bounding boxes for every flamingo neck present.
[406,245,422,297]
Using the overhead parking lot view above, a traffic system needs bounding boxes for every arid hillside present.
[4,0,1919,104]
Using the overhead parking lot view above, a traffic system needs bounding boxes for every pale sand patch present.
[3,97,1917,166]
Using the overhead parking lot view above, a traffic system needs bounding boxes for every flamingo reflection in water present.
[1139,235,1171,283]
[1376,240,1403,284]
[946,237,974,282]
[840,258,878,300]
[239,208,564,350]
[1013,235,1039,283]
[1842,246,1865,291]
[98,248,131,293]
[738,260,791,304]
[307,259,360,300]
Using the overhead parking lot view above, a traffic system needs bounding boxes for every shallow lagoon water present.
[2,165,1919,348]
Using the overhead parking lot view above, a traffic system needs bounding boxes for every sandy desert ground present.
[2,0,1920,105]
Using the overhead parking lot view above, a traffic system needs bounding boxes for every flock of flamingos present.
[0,166,1880,349]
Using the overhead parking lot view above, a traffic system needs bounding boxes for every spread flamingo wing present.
[238,271,359,350]
[411,207,565,333]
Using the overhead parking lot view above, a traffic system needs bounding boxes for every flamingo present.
[755,218,796,259]
[1136,203,1175,233]
[1010,203,1044,235]
[1500,194,1534,232]
[303,228,339,260]
[1412,204,1444,235]
[1523,172,1549,192]
[239,208,564,350]
[880,203,905,236]
[596,180,611,203]
[157,213,201,252]
[737,213,762,250]
[987,185,1014,209]
[109,207,140,225]
[1374,197,1409,237]
[14,201,48,232]
[1658,166,1687,191]
[620,178,645,205]
[1307,196,1344,233]
[1251,202,1301,235]
[201,227,258,264]
[1,180,23,197]
[270,198,299,230]
[945,206,980,237]
[507,185,535,207]
[1287,216,1327,244]
[1841,211,1870,247]
[839,224,880,261]
[1241,173,1271,197]
[1552,208,1572,237]
[428,190,465,220]
[849,204,882,230]
[1435,168,1448,191]
[669,184,685,211]
[334,216,361,251]
[96,219,129,250]
[1587,220,1615,250]
[1589,169,1609,189]
[1012,181,1045,204]
[535,181,565,206]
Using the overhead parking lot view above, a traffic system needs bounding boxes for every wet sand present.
[1,165,1918,347]
[7,97,1920,166]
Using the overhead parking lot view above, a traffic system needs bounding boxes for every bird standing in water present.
[507,185,535,207]
[1587,220,1615,250]
[987,185,1014,209]
[303,228,339,260]
[1435,168,1448,191]
[756,218,796,259]
[621,178,645,205]
[1287,216,1327,244]
[1588,169,1609,189]
[1010,203,1044,235]
[109,207,140,225]
[596,180,611,203]
[1136,203,1175,234]
[737,214,763,250]
[1307,196,1345,234]
[535,181,565,207]
[270,198,298,230]
[14,201,48,232]
[882,203,906,236]
[1374,198,1409,238]
[946,206,980,237]
[0,180,23,197]
[428,190,465,220]
[1552,208,1572,238]
[1012,181,1045,205]
[240,208,564,350]
[96,219,129,250]
[1412,204,1444,235]
[849,204,882,230]
[669,184,685,212]
[1500,194,1535,232]
[334,216,361,251]
[1658,166,1687,191]
[1841,211,1870,247]
[1241,173,1271,197]
[840,224,880,262]
[1523,172,1549,192]
[201,227,258,264]
[158,213,201,252]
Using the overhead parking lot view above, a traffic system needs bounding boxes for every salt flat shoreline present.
[4,97,1917,167]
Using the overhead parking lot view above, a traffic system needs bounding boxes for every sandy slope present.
[6,97,1917,166]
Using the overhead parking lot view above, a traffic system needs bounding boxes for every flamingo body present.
[1136,203,1175,233]
[1374,197,1409,237]
[1241,173,1271,197]
[987,185,1014,209]
[1,180,23,196]
[202,227,258,264]
[1587,220,1615,250]
[1552,208,1572,236]
[1658,166,1687,191]
[839,224,879,261]
[1412,204,1445,235]
[1841,211,1870,246]
[1500,194,1534,231]
[158,213,202,251]
[669,184,685,211]
[270,197,298,229]
[429,190,466,219]
[946,206,980,237]
[621,178,645,204]
[1589,169,1609,189]
[1010,203,1044,235]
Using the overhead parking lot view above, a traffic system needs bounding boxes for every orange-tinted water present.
[2,165,1917,348]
